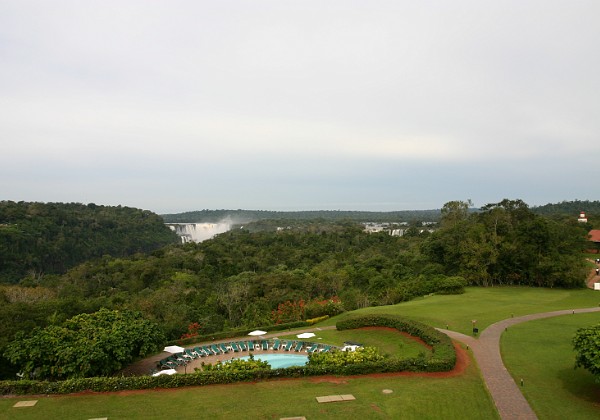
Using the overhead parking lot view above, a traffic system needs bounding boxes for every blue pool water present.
[238,353,308,369]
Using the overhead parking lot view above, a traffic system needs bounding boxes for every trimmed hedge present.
[0,371,273,395]
[0,314,455,395]
[336,314,456,371]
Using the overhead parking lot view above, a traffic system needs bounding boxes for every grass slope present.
[501,312,600,420]
[0,361,496,419]
[278,328,431,358]
[323,286,600,335]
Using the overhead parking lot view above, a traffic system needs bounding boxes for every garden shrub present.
[390,274,467,304]
[200,354,270,372]
[304,297,345,318]
[308,346,385,367]
[435,276,467,294]
[306,315,329,325]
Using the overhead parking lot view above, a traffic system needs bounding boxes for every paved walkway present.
[438,307,600,420]
[586,260,600,289]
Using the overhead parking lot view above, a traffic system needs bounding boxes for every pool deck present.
[174,342,312,373]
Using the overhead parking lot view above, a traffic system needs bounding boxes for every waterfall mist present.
[166,221,232,243]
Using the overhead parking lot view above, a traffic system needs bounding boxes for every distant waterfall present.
[166,222,231,243]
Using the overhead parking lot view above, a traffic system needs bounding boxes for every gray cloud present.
[1,1,599,212]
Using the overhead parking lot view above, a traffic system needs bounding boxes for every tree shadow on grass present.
[556,367,600,404]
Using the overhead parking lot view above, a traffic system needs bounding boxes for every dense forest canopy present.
[531,200,600,216]
[0,201,179,283]
[0,198,594,379]
[161,209,443,223]
[162,200,600,225]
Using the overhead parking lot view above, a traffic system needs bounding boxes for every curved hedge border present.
[0,314,455,395]
[336,314,456,371]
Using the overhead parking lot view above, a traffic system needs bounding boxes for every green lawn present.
[0,352,497,419]
[322,286,600,335]
[501,312,600,420]
[278,328,431,358]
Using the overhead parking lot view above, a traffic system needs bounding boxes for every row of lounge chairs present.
[249,339,332,354]
[158,339,333,370]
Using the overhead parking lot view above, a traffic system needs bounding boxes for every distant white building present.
[578,211,588,223]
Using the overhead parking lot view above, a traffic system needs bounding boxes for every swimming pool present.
[237,353,308,369]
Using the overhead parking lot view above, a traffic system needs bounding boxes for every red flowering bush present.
[180,322,204,340]
[271,300,305,324]
[305,296,345,319]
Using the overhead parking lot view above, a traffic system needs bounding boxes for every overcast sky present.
[1,1,599,214]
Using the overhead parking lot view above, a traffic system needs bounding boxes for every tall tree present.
[440,199,473,228]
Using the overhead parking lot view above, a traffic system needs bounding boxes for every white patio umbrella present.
[341,345,360,352]
[153,369,177,376]
[297,332,316,339]
[248,330,267,336]
[163,345,185,354]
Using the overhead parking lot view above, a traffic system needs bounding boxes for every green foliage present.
[436,276,468,294]
[304,297,345,319]
[161,209,442,224]
[0,314,455,395]
[336,314,456,371]
[423,199,589,287]
[306,315,330,325]
[308,346,385,367]
[175,320,311,346]
[503,312,600,419]
[4,309,164,380]
[440,199,473,228]
[573,323,600,379]
[532,200,600,218]
[200,353,270,372]
[0,198,591,379]
[0,201,179,283]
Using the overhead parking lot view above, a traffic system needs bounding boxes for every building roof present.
[589,230,600,243]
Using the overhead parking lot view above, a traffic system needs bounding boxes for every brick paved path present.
[439,307,600,420]
[586,260,600,289]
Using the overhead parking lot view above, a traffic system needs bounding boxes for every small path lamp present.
[472,320,478,335]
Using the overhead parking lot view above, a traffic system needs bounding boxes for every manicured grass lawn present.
[501,312,600,420]
[0,352,497,419]
[278,328,431,358]
[322,286,600,335]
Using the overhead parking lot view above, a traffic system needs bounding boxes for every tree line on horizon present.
[161,208,444,224]
[0,198,595,379]
[160,200,600,224]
